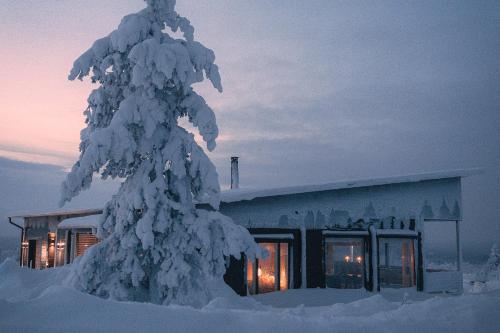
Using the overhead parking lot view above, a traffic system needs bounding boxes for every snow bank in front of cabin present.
[0,258,71,302]
[1,259,500,333]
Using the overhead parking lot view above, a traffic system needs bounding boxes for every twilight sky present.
[0,0,499,254]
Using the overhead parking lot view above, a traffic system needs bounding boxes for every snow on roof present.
[219,168,482,203]
[58,215,101,229]
[7,168,482,221]
[9,208,103,219]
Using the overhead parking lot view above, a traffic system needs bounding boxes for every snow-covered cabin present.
[8,160,480,295]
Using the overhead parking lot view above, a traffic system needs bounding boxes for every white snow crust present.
[58,215,100,229]
[1,258,499,333]
[218,168,482,204]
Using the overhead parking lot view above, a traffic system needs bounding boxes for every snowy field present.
[0,260,500,333]
[1,258,499,333]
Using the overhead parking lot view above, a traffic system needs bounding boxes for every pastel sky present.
[0,1,499,252]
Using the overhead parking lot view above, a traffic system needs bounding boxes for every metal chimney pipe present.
[230,156,239,189]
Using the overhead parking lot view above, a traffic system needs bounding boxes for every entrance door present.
[28,240,37,269]
[324,238,365,289]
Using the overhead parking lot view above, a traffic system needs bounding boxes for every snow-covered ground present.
[1,258,499,333]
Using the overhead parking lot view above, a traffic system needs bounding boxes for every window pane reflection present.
[379,238,415,288]
[325,238,364,289]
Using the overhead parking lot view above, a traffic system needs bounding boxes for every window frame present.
[322,234,370,290]
[377,235,418,289]
[247,237,293,295]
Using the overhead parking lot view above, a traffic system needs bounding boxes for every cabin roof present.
[218,168,482,203]
[7,168,481,222]
[58,215,100,229]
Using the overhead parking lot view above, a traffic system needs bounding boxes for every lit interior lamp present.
[22,241,29,248]
[257,267,276,285]
[49,233,56,246]
[344,255,350,263]
[356,256,362,263]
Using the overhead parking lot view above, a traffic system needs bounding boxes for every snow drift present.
[1,258,500,333]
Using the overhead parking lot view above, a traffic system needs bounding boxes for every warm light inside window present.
[247,241,290,294]
[76,234,98,257]
[258,244,277,293]
[280,243,289,291]
[325,238,365,289]
[48,233,56,245]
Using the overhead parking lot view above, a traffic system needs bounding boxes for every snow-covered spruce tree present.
[60,0,257,307]
[475,244,500,283]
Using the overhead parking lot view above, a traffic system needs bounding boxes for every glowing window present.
[324,238,365,289]
[76,233,99,257]
[247,241,291,294]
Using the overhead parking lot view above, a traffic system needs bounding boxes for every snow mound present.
[0,258,70,302]
[204,295,267,311]
[1,259,500,332]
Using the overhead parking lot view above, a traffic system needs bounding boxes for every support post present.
[369,225,378,292]
[417,232,424,291]
[300,225,307,288]
[456,219,462,272]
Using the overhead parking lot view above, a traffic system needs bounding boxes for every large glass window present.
[379,238,416,288]
[424,220,459,272]
[75,233,98,257]
[324,238,365,289]
[247,242,291,295]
